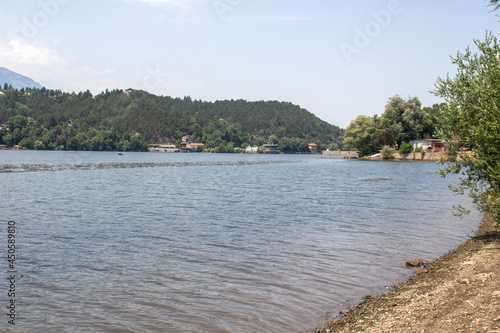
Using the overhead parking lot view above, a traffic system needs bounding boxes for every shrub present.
[381,146,395,159]
[399,142,413,154]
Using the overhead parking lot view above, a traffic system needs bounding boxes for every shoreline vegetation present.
[311,214,500,333]
[317,25,500,332]
[0,87,344,154]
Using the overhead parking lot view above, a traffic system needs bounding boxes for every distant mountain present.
[0,67,43,90]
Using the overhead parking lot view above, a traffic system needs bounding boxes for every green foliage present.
[343,115,376,157]
[375,96,441,147]
[0,88,344,152]
[7,115,30,131]
[278,137,310,153]
[434,32,500,221]
[33,140,45,150]
[0,113,148,151]
[380,146,395,160]
[215,142,235,153]
[398,142,413,154]
[419,103,447,139]
[360,143,375,157]
[343,96,443,157]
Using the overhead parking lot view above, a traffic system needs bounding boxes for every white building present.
[410,139,447,152]
[149,144,179,152]
[246,145,258,153]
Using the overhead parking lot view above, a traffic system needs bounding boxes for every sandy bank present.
[359,151,449,161]
[311,215,500,333]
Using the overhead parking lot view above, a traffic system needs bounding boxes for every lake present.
[0,151,481,332]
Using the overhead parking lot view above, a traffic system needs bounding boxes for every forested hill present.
[0,87,344,151]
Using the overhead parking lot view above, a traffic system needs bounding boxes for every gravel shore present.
[311,215,500,333]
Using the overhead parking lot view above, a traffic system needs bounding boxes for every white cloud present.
[0,38,61,67]
[0,38,118,93]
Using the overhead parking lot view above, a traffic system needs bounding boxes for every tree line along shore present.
[0,87,343,153]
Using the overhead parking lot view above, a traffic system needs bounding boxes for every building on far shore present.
[187,143,204,151]
[246,145,258,153]
[181,135,194,143]
[410,139,448,152]
[263,143,279,154]
[149,144,179,152]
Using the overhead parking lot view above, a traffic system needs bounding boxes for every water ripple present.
[1,153,481,333]
[0,159,301,173]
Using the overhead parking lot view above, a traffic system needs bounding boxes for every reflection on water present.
[0,151,481,332]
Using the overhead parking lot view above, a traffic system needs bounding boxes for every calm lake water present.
[0,151,480,332]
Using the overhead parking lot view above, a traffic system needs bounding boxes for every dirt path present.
[311,215,500,333]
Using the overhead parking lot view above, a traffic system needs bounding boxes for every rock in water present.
[406,259,424,267]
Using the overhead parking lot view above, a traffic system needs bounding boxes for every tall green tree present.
[343,115,376,156]
[380,96,424,146]
[419,103,446,139]
[434,32,500,221]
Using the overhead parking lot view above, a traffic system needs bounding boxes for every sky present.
[0,0,499,128]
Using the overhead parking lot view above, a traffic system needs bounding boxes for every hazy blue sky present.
[0,0,498,128]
